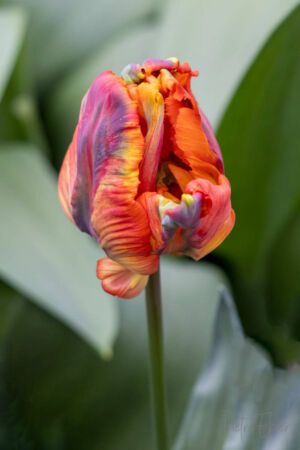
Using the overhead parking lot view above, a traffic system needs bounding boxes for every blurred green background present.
[0,1,299,448]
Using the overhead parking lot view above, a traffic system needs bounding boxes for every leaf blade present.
[0,144,119,356]
[0,6,27,102]
[174,289,300,450]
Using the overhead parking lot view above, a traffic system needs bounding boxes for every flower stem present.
[145,265,168,450]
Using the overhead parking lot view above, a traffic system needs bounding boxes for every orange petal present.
[58,126,78,225]
[139,174,234,261]
[173,107,220,180]
[97,258,149,299]
[85,74,155,270]
[191,209,235,260]
[159,68,223,181]
[135,82,164,194]
[185,174,235,260]
[168,163,193,192]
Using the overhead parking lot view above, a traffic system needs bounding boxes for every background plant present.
[0,1,299,448]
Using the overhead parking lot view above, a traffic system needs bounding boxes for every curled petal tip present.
[121,63,145,84]
[167,56,179,65]
[97,258,149,299]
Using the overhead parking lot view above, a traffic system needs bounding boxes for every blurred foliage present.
[0,6,47,151]
[11,0,160,90]
[0,7,30,142]
[266,209,300,336]
[0,6,26,101]
[175,290,300,450]
[0,145,118,356]
[216,5,300,365]
[0,0,299,448]
[0,262,226,448]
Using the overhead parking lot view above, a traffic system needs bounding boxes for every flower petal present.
[87,75,157,273]
[138,191,202,255]
[58,71,131,236]
[174,107,222,178]
[59,70,158,274]
[159,68,224,179]
[58,126,78,225]
[142,58,180,75]
[129,82,164,194]
[97,258,149,299]
[139,174,234,260]
[185,174,235,260]
[198,107,224,169]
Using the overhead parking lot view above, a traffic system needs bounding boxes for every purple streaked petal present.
[199,107,224,172]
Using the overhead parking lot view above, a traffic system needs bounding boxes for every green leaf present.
[213,6,300,363]
[0,6,27,102]
[217,5,300,279]
[0,6,48,151]
[0,282,30,448]
[0,144,118,356]
[0,258,228,449]
[174,289,300,450]
[0,281,23,342]
[266,207,300,337]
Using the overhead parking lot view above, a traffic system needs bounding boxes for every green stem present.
[145,265,168,450]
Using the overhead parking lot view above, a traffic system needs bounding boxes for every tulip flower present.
[58,57,235,299]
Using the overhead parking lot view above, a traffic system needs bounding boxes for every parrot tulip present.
[58,58,235,299]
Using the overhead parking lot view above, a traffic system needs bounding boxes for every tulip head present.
[58,58,235,299]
